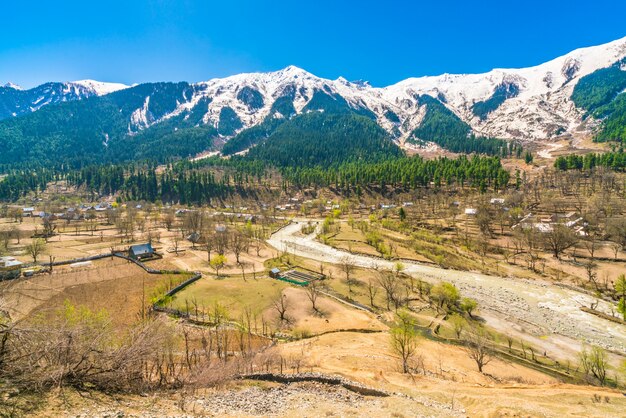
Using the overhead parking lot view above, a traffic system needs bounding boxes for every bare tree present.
[162,210,176,231]
[271,292,290,323]
[183,211,203,243]
[340,257,356,298]
[464,324,493,373]
[42,217,56,240]
[305,280,321,313]
[204,234,214,263]
[0,228,10,252]
[544,224,578,259]
[215,229,228,256]
[377,270,400,311]
[231,231,247,265]
[366,277,379,308]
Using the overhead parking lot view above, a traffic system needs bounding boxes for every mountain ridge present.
[2,36,626,166]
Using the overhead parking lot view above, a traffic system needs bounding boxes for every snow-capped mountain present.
[386,36,626,140]
[3,36,626,155]
[116,36,626,145]
[0,80,128,119]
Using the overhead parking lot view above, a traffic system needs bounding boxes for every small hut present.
[129,243,155,260]
[269,267,281,279]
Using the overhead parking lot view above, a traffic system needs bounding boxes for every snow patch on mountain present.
[130,96,152,131]
[5,37,626,147]
[71,80,129,96]
[2,82,22,90]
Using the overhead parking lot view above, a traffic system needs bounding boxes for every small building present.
[129,243,155,260]
[269,268,281,279]
[465,208,478,216]
[490,198,505,205]
[0,256,23,280]
[22,207,35,216]
[187,232,201,243]
[215,224,227,233]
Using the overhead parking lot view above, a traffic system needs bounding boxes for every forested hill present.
[0,82,219,168]
[572,57,626,143]
[245,112,403,168]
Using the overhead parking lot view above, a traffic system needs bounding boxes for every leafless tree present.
[340,257,356,298]
[172,235,181,256]
[305,280,321,313]
[271,292,290,323]
[377,270,400,311]
[544,224,578,259]
[42,217,56,240]
[231,231,247,265]
[464,324,493,373]
[162,210,176,231]
[366,277,379,308]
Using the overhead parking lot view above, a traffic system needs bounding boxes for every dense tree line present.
[281,154,510,192]
[0,82,218,166]
[571,57,626,143]
[245,112,403,168]
[0,153,511,202]
[554,151,626,171]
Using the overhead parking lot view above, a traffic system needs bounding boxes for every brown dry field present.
[31,331,626,417]
[280,331,626,417]
[2,209,625,416]
[1,257,189,330]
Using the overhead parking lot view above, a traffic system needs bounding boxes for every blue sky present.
[2,0,626,88]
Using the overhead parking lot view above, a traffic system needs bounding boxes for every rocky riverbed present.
[268,221,626,359]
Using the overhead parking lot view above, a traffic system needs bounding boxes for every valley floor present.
[268,221,626,365]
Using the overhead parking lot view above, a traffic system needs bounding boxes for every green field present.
[169,274,287,320]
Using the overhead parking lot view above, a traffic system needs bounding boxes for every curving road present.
[268,221,625,361]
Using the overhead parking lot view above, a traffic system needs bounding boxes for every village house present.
[512,212,587,236]
[128,243,155,260]
[22,207,35,216]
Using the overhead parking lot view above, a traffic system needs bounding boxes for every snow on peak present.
[2,82,23,90]
[71,80,129,96]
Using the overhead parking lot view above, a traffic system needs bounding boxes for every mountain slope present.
[0,83,217,166]
[245,112,402,168]
[0,80,128,120]
[3,36,626,166]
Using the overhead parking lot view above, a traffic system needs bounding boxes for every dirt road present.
[268,221,626,361]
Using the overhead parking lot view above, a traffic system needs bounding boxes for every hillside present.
[2,37,626,166]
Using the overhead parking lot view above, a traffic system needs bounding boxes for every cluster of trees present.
[0,168,57,200]
[245,112,402,168]
[571,57,626,143]
[0,298,300,415]
[281,154,511,192]
[0,153,512,203]
[554,151,626,171]
[571,57,626,114]
[0,82,219,167]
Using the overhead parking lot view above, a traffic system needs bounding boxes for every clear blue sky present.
[2,0,625,88]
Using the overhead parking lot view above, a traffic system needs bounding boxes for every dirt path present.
[268,221,626,362]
